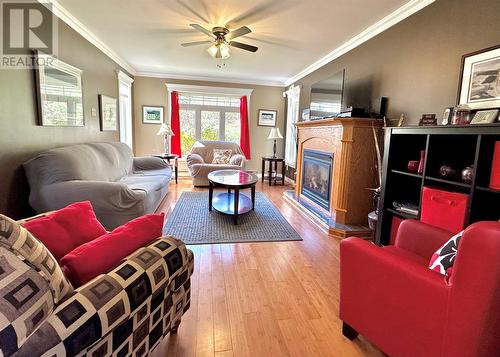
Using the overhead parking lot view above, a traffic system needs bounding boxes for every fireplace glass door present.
[301,149,333,211]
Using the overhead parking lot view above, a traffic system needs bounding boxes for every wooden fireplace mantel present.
[290,117,382,239]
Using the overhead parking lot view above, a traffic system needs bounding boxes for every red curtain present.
[239,96,251,159]
[170,91,182,156]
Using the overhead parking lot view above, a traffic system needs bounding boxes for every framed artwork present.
[98,95,118,131]
[34,50,84,126]
[142,105,164,124]
[458,45,500,109]
[258,109,277,127]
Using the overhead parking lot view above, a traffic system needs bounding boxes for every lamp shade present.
[156,123,174,136]
[267,127,283,140]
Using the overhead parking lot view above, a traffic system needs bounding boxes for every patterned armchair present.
[0,214,194,357]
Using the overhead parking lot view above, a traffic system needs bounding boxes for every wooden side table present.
[152,153,178,184]
[261,156,285,186]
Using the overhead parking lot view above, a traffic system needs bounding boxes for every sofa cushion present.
[133,167,172,178]
[0,246,55,354]
[60,213,165,287]
[121,176,165,196]
[0,215,73,304]
[22,201,107,261]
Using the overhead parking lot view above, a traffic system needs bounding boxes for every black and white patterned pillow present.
[212,149,232,164]
[428,230,463,275]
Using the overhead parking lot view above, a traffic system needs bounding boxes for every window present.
[117,71,134,149]
[178,93,241,155]
[310,100,341,115]
[285,85,301,168]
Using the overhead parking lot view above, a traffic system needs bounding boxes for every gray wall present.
[294,0,500,124]
[0,20,128,218]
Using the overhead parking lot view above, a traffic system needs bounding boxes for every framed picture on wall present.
[458,45,500,109]
[98,95,118,131]
[142,105,164,124]
[34,50,85,127]
[258,109,277,127]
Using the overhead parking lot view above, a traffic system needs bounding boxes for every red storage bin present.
[420,187,468,233]
[490,141,500,190]
[390,216,404,245]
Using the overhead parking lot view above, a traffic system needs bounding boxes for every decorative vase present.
[461,165,474,184]
[418,150,426,175]
[439,164,457,179]
[407,160,419,173]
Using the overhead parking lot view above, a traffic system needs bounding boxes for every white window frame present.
[165,83,253,155]
[284,84,301,168]
[117,70,134,150]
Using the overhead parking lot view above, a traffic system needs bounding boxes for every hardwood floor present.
[152,179,384,357]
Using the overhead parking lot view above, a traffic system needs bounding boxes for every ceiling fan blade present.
[229,41,258,52]
[225,26,251,41]
[189,24,214,38]
[181,40,212,47]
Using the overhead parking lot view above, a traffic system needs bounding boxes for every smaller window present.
[178,94,239,107]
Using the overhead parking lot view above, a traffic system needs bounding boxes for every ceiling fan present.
[181,24,258,60]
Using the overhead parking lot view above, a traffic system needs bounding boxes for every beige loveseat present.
[186,141,246,186]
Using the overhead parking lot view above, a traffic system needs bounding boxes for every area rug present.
[163,191,302,245]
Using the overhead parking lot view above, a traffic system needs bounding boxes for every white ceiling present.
[54,0,433,86]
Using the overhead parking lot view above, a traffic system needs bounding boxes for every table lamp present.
[156,123,174,154]
[267,127,283,158]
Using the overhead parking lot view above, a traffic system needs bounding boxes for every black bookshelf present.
[376,124,500,245]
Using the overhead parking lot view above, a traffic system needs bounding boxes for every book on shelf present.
[392,202,419,216]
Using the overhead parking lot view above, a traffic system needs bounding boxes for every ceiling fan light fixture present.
[208,39,230,59]
[219,42,230,59]
[207,43,218,57]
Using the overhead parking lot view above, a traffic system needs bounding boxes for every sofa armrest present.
[229,154,245,167]
[18,236,194,356]
[133,156,170,171]
[395,219,453,260]
[340,237,449,355]
[187,153,205,166]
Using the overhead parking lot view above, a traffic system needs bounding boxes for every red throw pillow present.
[22,201,107,261]
[60,213,164,287]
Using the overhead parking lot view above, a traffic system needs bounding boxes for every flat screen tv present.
[309,69,345,120]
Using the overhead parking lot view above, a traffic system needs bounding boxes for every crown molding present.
[116,70,134,85]
[284,0,435,87]
[136,71,285,87]
[38,0,137,75]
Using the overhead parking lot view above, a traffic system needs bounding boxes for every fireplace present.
[301,149,333,211]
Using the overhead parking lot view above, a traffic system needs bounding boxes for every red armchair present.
[340,219,500,357]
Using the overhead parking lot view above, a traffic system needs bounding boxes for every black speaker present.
[379,96,388,118]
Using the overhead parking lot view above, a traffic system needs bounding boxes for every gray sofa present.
[23,142,172,230]
[186,140,246,186]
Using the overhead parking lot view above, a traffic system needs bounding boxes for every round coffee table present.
[208,170,258,225]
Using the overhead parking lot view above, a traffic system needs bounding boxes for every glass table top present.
[208,170,258,186]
